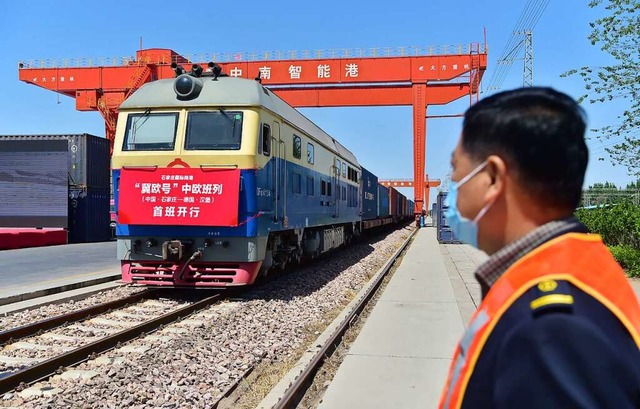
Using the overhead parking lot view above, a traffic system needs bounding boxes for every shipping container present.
[360,167,379,220]
[401,195,408,217]
[389,188,399,217]
[438,228,460,243]
[395,190,404,217]
[436,191,447,232]
[436,191,461,243]
[0,139,69,228]
[377,185,390,217]
[0,134,110,189]
[68,187,111,243]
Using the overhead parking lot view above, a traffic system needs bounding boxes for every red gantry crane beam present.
[18,44,487,213]
[379,177,442,213]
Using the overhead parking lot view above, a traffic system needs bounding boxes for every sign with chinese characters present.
[118,168,241,226]
[217,55,475,84]
[227,61,367,82]
[30,76,75,83]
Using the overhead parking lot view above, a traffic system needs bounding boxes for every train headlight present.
[190,64,203,77]
[174,74,203,101]
[171,62,186,77]
[206,62,223,80]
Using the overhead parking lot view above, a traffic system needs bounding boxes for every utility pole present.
[485,0,548,91]
[523,31,533,87]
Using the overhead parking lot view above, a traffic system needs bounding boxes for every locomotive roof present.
[120,76,360,167]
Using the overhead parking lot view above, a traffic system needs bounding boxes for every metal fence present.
[581,190,640,206]
[18,44,487,69]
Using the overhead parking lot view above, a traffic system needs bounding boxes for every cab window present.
[261,124,271,156]
[293,135,302,159]
[185,111,242,150]
[307,143,314,164]
[122,112,178,151]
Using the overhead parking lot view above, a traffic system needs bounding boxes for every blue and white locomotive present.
[111,64,412,287]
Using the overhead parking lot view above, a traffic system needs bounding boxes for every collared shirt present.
[475,216,588,298]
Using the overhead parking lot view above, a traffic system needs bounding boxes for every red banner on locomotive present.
[118,168,241,226]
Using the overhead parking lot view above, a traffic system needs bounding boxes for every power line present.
[486,0,550,91]
[591,130,640,153]
[589,133,635,157]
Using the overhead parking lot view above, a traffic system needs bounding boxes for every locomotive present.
[111,63,414,287]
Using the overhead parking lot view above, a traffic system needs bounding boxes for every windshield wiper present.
[132,108,152,128]
[218,108,235,124]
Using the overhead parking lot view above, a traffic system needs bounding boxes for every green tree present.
[563,0,640,175]
[581,180,640,206]
[581,181,620,206]
[626,179,640,205]
[626,179,640,190]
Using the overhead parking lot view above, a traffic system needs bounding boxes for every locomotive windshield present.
[122,112,179,151]
[185,110,243,150]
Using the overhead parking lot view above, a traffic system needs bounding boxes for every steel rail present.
[210,366,255,408]
[0,289,157,345]
[272,227,417,409]
[0,293,221,394]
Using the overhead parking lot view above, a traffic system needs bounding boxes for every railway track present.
[0,290,222,394]
[0,290,156,345]
[270,227,415,408]
[217,226,417,409]
[0,226,414,407]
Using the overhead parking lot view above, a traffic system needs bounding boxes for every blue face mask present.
[444,161,492,248]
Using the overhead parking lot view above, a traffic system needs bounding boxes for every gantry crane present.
[18,44,487,213]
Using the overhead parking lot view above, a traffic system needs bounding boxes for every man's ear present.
[484,155,506,203]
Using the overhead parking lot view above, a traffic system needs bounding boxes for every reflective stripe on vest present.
[442,309,489,408]
[438,233,640,409]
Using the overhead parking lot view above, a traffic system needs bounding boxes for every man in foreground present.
[439,87,640,408]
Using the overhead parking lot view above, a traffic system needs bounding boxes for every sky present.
[0,0,635,207]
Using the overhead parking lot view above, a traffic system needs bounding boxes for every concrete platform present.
[319,227,471,409]
[318,227,639,409]
[0,241,120,306]
[0,281,123,316]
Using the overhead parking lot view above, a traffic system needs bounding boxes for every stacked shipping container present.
[0,134,111,243]
[66,134,111,243]
[68,187,110,243]
[436,191,461,244]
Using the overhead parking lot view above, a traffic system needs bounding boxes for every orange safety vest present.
[438,233,640,409]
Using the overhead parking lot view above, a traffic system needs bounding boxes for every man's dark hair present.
[462,87,588,209]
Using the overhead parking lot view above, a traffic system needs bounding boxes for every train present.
[111,63,415,287]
